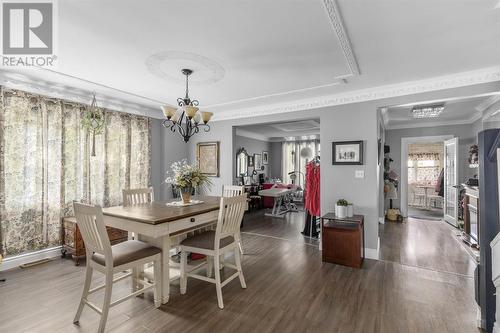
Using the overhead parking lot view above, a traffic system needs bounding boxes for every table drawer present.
[169,210,219,235]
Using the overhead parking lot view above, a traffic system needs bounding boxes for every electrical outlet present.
[355,170,365,178]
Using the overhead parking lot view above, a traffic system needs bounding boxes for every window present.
[282,140,320,187]
[407,153,441,185]
[0,89,151,257]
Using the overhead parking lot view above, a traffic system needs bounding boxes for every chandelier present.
[411,104,445,118]
[161,69,213,142]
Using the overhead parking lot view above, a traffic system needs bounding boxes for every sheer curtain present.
[0,88,151,257]
[282,139,320,187]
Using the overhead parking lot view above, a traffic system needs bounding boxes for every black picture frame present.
[332,140,364,165]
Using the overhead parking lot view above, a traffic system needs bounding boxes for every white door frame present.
[400,135,453,217]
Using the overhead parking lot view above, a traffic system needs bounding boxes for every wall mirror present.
[236,147,249,177]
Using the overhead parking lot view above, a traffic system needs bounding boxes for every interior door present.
[444,138,458,227]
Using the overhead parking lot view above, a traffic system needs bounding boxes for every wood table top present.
[102,196,221,225]
[321,213,364,224]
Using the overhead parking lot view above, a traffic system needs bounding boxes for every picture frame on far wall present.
[262,151,269,165]
[197,141,220,177]
[332,140,364,165]
[254,153,262,170]
[248,155,254,168]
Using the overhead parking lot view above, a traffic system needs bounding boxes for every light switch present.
[355,170,365,178]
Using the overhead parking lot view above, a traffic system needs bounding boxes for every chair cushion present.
[180,231,234,250]
[92,240,161,267]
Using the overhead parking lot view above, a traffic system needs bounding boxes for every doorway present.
[406,141,445,220]
[400,135,453,220]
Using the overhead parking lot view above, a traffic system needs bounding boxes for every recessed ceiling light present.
[411,104,445,118]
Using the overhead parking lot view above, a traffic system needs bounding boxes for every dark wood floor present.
[0,211,479,332]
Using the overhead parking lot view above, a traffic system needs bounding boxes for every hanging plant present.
[82,93,105,156]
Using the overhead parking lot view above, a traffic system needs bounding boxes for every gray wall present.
[270,141,282,180]
[385,123,476,210]
[183,81,500,254]
[233,135,272,179]
[150,119,189,200]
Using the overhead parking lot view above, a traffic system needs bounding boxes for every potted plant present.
[165,159,212,204]
[336,199,349,218]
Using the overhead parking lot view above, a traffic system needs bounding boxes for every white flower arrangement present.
[165,159,212,192]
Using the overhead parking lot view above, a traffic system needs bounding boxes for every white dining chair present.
[72,202,162,333]
[179,195,247,309]
[222,185,245,255]
[123,187,154,206]
[409,184,426,208]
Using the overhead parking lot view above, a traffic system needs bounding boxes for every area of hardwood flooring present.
[0,211,479,332]
[379,217,477,277]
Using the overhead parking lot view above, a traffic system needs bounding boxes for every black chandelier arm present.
[177,98,186,107]
[191,100,199,106]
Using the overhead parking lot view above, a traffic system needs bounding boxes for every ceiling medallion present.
[411,104,445,118]
[146,51,225,85]
[161,69,213,143]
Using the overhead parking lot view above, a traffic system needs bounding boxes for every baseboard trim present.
[365,237,380,260]
[1,246,62,272]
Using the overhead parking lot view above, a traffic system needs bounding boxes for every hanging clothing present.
[305,162,320,217]
[435,168,444,197]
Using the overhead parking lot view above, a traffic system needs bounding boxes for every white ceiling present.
[236,120,320,141]
[1,0,499,120]
[383,93,500,129]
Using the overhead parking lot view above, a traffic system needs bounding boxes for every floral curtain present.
[408,152,441,185]
[0,88,151,257]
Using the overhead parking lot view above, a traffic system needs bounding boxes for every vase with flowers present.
[165,159,212,204]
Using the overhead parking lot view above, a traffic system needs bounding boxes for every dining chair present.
[222,185,245,255]
[409,184,426,208]
[123,187,154,206]
[179,195,247,309]
[72,202,162,333]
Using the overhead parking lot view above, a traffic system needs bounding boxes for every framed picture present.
[332,141,364,165]
[197,141,220,177]
[254,153,262,170]
[248,155,254,168]
[262,151,269,165]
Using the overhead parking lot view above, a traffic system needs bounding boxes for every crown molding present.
[0,68,163,118]
[475,94,500,113]
[235,128,270,142]
[212,66,500,121]
[322,0,360,75]
[385,113,483,130]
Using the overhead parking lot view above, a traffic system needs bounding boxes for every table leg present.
[161,235,171,304]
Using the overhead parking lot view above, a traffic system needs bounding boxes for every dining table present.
[102,196,221,304]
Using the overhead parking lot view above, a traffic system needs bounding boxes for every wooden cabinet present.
[321,214,364,268]
[61,217,128,265]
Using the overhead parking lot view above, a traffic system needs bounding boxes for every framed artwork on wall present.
[248,155,254,168]
[197,141,220,177]
[262,151,269,165]
[332,141,364,165]
[254,153,262,170]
